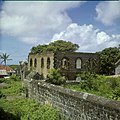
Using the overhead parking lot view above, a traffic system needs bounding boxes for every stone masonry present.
[115,59,120,75]
[28,52,99,80]
[24,79,120,120]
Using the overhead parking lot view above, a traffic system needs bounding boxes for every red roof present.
[0,64,15,73]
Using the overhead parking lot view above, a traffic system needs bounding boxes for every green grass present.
[0,76,65,120]
[1,81,22,96]
[0,98,64,120]
[64,73,120,101]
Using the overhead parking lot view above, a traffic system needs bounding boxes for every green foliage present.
[0,78,6,83]
[0,98,64,120]
[0,91,6,98]
[112,86,120,100]
[0,75,65,120]
[10,76,21,81]
[30,40,79,54]
[46,68,66,85]
[9,65,18,70]
[98,46,120,75]
[0,76,22,96]
[64,72,120,101]
[0,107,20,120]
[0,53,12,65]
[0,76,20,84]
[1,81,22,96]
[77,72,105,91]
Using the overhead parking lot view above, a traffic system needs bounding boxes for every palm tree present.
[0,53,12,65]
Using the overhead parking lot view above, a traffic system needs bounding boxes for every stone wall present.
[115,64,120,75]
[24,79,120,120]
[28,52,99,80]
[28,52,54,78]
[115,60,120,75]
[54,52,100,80]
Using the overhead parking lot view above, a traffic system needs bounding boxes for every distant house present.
[0,70,8,78]
[115,59,120,75]
[0,64,15,78]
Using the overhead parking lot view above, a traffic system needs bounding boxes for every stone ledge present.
[36,80,120,112]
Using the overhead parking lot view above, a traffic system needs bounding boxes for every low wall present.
[24,79,120,120]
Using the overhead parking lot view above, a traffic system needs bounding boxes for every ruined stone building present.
[28,52,99,80]
[115,59,120,75]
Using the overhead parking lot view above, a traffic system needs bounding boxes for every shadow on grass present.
[0,107,20,120]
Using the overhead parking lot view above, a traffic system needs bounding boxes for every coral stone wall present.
[54,52,100,80]
[28,52,54,78]
[24,79,120,120]
[115,64,120,75]
[28,52,100,80]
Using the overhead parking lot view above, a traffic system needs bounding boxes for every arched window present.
[30,59,32,67]
[62,58,69,70]
[34,58,37,67]
[41,58,44,68]
[76,58,82,69]
[89,58,96,68]
[47,57,50,69]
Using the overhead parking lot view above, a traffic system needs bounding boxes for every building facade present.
[115,59,120,75]
[28,52,99,80]
[0,64,15,78]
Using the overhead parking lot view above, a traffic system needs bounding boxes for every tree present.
[30,40,79,54]
[98,47,120,75]
[0,53,12,65]
[46,68,66,85]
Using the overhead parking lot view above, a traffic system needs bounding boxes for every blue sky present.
[0,1,120,65]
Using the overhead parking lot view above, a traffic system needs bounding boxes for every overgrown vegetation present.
[30,40,79,54]
[0,98,64,120]
[46,68,66,85]
[98,46,120,75]
[64,72,120,101]
[0,76,65,120]
[0,76,22,96]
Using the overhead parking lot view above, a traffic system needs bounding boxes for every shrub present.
[46,69,66,85]
[1,80,22,96]
[0,91,6,98]
[0,107,20,120]
[112,86,120,100]
[0,78,65,120]
[67,72,120,100]
[77,72,103,91]
[77,72,97,80]
[0,98,65,120]
[10,76,21,81]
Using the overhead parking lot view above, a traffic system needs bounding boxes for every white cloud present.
[96,32,110,44]
[52,23,120,52]
[1,1,82,44]
[95,1,120,26]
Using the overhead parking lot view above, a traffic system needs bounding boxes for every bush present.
[0,78,6,83]
[77,72,104,91]
[0,98,65,120]
[46,69,66,85]
[65,73,120,100]
[10,76,21,81]
[0,78,65,120]
[0,91,6,98]
[0,107,20,120]
[0,79,22,96]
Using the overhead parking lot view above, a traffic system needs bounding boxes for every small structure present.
[0,70,8,78]
[26,71,43,80]
[0,64,15,78]
[115,59,120,75]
